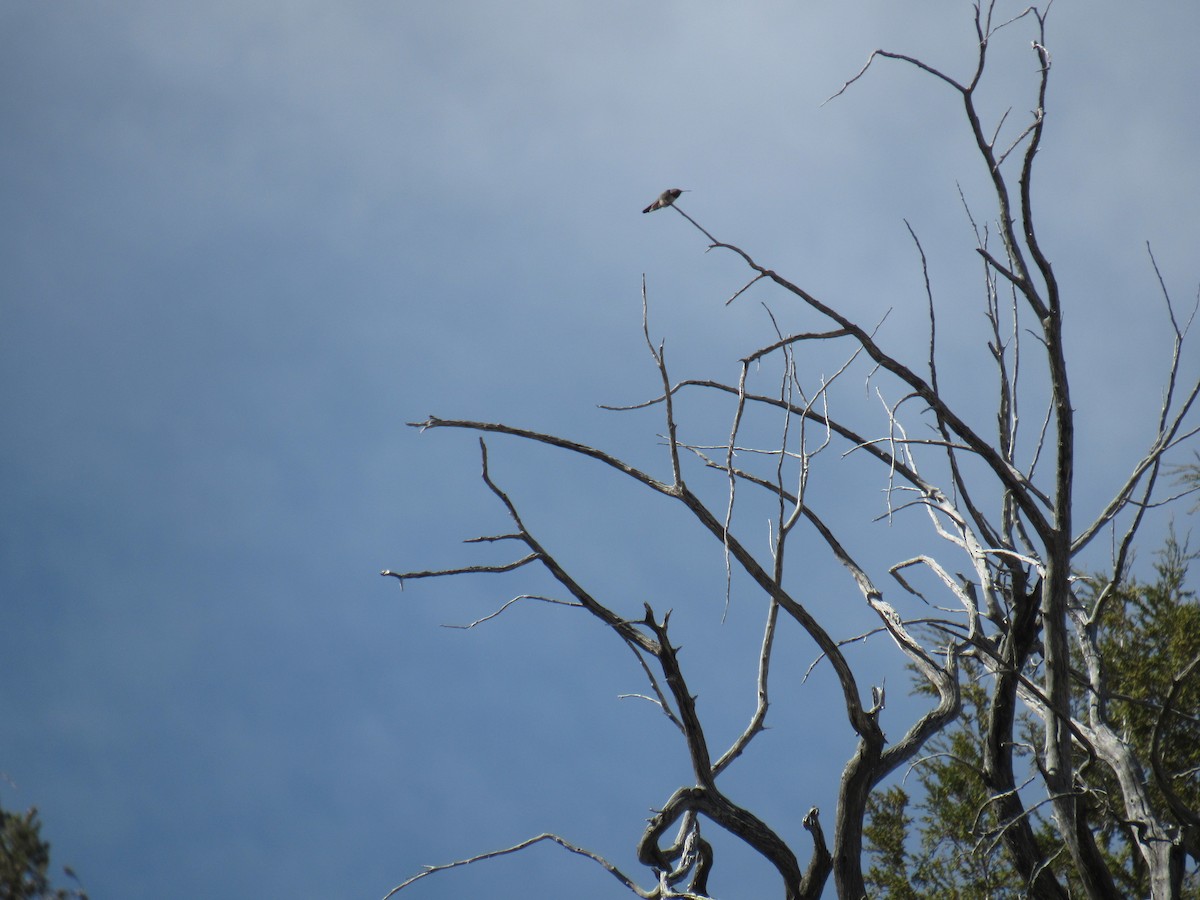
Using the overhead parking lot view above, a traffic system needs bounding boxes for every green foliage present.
[1099,533,1200,820]
[863,786,922,900]
[865,661,1025,899]
[1075,531,1200,897]
[0,802,86,900]
[865,533,1200,896]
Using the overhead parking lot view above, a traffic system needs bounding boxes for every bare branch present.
[407,417,674,493]
[380,554,539,587]
[639,785,806,899]
[441,594,583,629]
[380,833,656,900]
[712,599,779,776]
[724,273,767,307]
[621,636,686,734]
[668,202,719,245]
[642,277,685,487]
[822,49,966,107]
[641,606,715,787]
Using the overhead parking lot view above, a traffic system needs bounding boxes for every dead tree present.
[382,4,1199,897]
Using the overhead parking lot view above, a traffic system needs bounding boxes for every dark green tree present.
[866,536,1200,897]
[865,661,1024,899]
[1075,533,1200,896]
[0,802,86,900]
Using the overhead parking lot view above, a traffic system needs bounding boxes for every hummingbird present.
[642,188,688,214]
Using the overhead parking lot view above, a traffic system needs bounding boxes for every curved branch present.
[381,833,657,900]
[639,785,808,899]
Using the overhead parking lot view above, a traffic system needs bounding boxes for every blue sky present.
[3,2,1198,898]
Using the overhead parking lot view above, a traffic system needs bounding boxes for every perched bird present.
[643,188,688,214]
